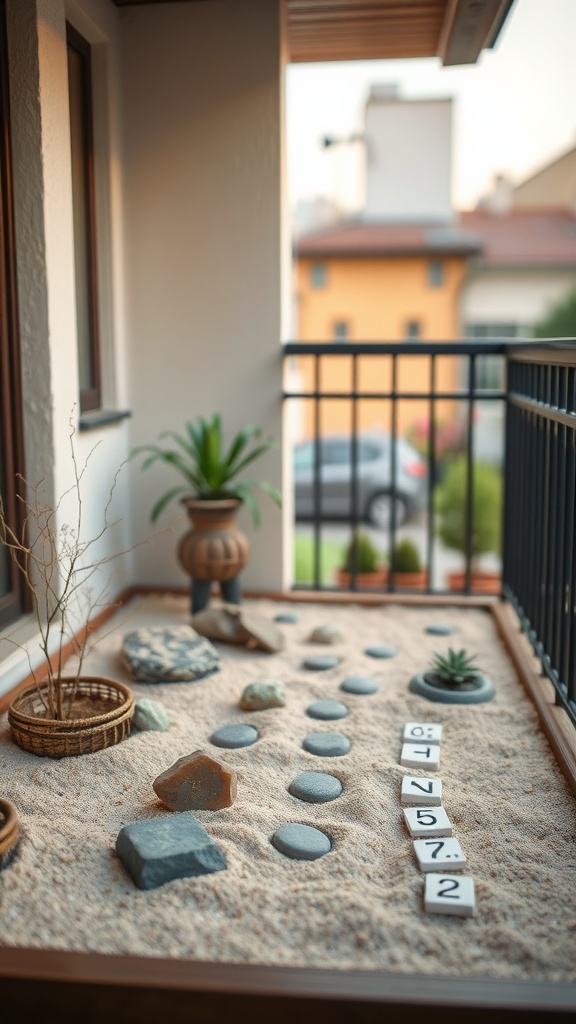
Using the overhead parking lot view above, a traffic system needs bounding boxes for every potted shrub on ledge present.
[133,414,282,612]
[335,530,388,589]
[409,648,495,704]
[435,457,502,594]
[390,538,428,590]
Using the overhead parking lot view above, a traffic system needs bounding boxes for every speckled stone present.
[340,675,379,695]
[210,723,259,749]
[302,655,340,671]
[121,625,220,682]
[239,680,286,711]
[274,612,300,624]
[303,732,351,757]
[364,644,397,659]
[306,699,349,721]
[133,698,170,732]
[426,625,456,636]
[289,771,343,804]
[115,813,226,890]
[308,624,345,645]
[152,751,237,810]
[271,823,331,860]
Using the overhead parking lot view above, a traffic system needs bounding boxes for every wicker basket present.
[0,798,20,868]
[8,677,134,758]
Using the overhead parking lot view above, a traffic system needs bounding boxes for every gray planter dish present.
[409,671,495,704]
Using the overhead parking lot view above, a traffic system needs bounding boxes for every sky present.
[286,0,576,215]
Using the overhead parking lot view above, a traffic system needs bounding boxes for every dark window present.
[405,320,421,340]
[0,0,26,626]
[428,261,444,287]
[67,23,101,412]
[333,320,349,342]
[310,262,327,289]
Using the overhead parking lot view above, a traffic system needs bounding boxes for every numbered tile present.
[401,776,442,806]
[400,743,440,770]
[413,837,467,872]
[403,805,453,838]
[424,874,475,917]
[402,722,442,746]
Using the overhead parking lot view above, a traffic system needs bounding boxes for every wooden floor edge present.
[491,602,576,798]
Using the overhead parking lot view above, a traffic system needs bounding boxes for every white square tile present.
[402,722,442,746]
[403,805,453,838]
[424,873,475,917]
[401,776,442,806]
[400,742,440,770]
[413,837,467,872]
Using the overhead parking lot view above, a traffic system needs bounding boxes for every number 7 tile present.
[413,837,467,872]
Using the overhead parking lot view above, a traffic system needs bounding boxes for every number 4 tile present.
[413,837,467,872]
[402,722,442,746]
[403,805,453,838]
[424,873,475,917]
[400,742,440,770]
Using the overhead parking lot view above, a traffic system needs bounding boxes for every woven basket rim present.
[8,677,134,731]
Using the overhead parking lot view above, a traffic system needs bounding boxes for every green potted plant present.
[435,457,502,593]
[409,648,495,704]
[133,414,282,610]
[390,538,427,590]
[335,530,388,589]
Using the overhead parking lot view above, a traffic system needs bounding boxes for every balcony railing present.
[283,339,576,728]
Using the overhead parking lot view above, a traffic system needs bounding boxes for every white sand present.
[1,594,576,982]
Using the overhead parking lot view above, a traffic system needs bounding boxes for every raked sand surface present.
[1,594,576,982]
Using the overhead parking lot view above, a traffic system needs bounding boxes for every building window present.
[67,23,101,412]
[405,320,421,340]
[310,262,327,289]
[333,320,349,342]
[428,260,444,288]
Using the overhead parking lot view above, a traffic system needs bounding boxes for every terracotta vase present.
[391,569,429,590]
[446,570,501,595]
[334,564,389,589]
[178,498,249,583]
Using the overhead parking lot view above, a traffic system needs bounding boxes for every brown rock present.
[153,750,237,811]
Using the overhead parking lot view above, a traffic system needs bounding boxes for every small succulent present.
[431,648,482,687]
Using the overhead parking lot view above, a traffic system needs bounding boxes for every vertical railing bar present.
[350,352,359,591]
[389,354,398,591]
[464,353,476,594]
[313,354,321,590]
[540,365,551,650]
[559,369,573,690]
[427,354,437,594]
[568,429,576,704]
[501,355,513,601]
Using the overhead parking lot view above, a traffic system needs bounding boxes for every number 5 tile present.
[403,805,453,838]
[424,873,475,917]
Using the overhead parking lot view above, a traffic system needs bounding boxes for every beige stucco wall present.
[462,267,576,330]
[121,0,286,592]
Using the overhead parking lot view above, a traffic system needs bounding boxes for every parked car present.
[293,433,427,529]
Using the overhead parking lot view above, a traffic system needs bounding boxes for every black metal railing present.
[504,343,576,727]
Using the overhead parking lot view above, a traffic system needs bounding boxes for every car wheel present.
[366,492,408,529]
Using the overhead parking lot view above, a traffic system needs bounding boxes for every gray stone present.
[271,823,331,861]
[239,679,286,711]
[364,644,397,659]
[426,625,456,636]
[308,624,345,645]
[133,698,170,732]
[211,723,259,748]
[121,625,220,683]
[274,612,299,624]
[115,813,226,890]
[303,732,351,757]
[306,699,349,721]
[289,771,343,803]
[340,675,379,695]
[303,655,340,671]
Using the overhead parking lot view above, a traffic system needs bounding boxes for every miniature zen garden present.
[1,418,576,982]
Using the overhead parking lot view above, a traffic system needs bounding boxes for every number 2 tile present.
[401,775,442,806]
[402,722,442,746]
[400,742,440,770]
[413,837,467,872]
[403,805,453,838]
[424,873,475,917]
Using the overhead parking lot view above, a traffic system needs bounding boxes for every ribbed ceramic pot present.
[178,498,249,583]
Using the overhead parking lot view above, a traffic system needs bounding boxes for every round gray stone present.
[364,644,397,659]
[133,698,170,732]
[289,771,343,804]
[271,823,331,860]
[426,625,456,636]
[306,699,349,721]
[274,612,300,624]
[340,675,379,696]
[303,655,340,671]
[211,723,259,748]
[303,732,351,757]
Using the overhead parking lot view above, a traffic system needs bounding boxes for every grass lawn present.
[293,534,343,586]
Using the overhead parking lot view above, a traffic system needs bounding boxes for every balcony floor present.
[1,594,575,984]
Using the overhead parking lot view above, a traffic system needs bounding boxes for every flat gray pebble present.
[340,675,379,695]
[271,823,332,860]
[303,655,340,671]
[303,732,351,757]
[306,699,349,721]
[274,612,299,623]
[426,624,456,636]
[364,644,397,659]
[289,771,343,803]
[211,723,259,749]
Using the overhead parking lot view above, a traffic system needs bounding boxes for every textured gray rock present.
[303,732,351,757]
[133,698,170,732]
[115,813,226,889]
[303,655,340,671]
[239,680,286,711]
[211,723,259,749]
[306,699,349,721]
[364,644,397,659]
[271,823,331,860]
[122,625,220,682]
[340,675,379,695]
[308,624,345,645]
[289,771,343,803]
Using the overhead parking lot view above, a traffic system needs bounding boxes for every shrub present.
[435,457,501,567]
[391,538,421,573]
[342,531,382,574]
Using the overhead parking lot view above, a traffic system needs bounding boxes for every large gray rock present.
[121,625,220,683]
[116,813,226,890]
